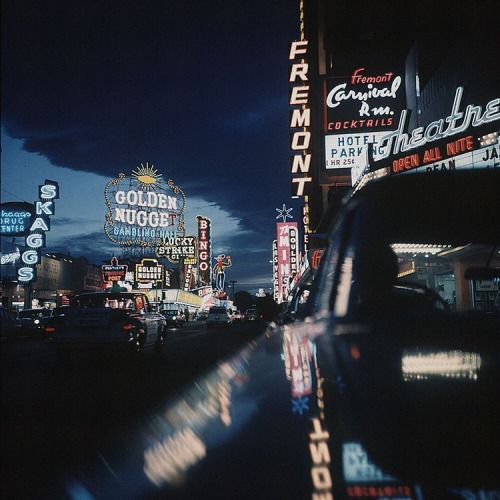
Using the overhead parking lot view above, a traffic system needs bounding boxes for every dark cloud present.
[2,0,298,238]
[2,1,301,288]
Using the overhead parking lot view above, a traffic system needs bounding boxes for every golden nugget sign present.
[135,258,164,284]
[104,163,186,248]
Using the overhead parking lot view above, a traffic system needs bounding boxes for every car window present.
[325,183,500,316]
[209,307,226,314]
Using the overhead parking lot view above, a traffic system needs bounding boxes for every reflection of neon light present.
[144,427,206,487]
[309,418,333,494]
[334,256,353,317]
[218,379,232,426]
[343,442,395,483]
[402,350,481,381]
[291,396,309,415]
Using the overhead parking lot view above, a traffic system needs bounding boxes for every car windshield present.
[73,294,135,310]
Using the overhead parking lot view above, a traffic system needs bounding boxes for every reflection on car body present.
[18,308,53,334]
[43,292,166,352]
[0,305,23,337]
[49,170,500,499]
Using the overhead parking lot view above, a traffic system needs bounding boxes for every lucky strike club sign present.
[104,163,186,248]
[156,235,197,265]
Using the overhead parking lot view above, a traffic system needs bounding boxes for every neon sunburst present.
[131,162,162,191]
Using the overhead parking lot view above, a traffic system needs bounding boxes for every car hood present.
[53,312,500,499]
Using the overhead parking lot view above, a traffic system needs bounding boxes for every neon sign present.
[197,216,212,286]
[104,163,186,248]
[1,248,21,265]
[272,240,279,302]
[275,204,294,223]
[156,236,197,264]
[213,254,232,292]
[135,258,164,284]
[0,202,35,236]
[324,66,404,132]
[17,180,59,283]
[378,87,500,159]
[102,257,128,283]
[289,40,312,198]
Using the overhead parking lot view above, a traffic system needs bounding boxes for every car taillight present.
[122,323,134,331]
[44,326,56,333]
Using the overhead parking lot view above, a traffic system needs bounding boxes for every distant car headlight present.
[34,319,40,325]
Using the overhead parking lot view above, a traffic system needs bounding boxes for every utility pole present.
[229,280,237,301]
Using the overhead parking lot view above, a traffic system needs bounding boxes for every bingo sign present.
[323,66,405,171]
[104,163,186,248]
[197,216,212,286]
[0,202,35,236]
[135,258,164,284]
[17,181,59,283]
[102,257,128,283]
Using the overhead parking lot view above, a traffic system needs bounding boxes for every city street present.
[1,320,267,499]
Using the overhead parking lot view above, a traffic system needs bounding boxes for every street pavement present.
[1,319,268,499]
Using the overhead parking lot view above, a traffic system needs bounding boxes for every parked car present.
[196,310,208,321]
[0,305,23,337]
[244,307,259,321]
[41,170,500,499]
[231,310,244,322]
[206,306,232,327]
[43,292,166,352]
[161,309,186,328]
[18,308,53,335]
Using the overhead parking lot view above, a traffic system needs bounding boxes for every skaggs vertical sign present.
[197,216,212,286]
[18,180,59,283]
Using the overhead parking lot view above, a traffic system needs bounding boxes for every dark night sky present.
[1,0,300,292]
[2,0,499,292]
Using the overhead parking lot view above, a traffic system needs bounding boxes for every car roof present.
[339,169,500,245]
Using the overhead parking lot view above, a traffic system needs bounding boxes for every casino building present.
[292,0,499,247]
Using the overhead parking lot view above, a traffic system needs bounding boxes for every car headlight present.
[34,319,40,325]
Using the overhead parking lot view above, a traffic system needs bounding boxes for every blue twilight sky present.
[1,0,302,293]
